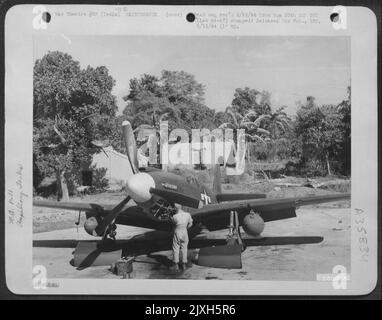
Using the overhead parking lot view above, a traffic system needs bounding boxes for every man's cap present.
[174,203,182,209]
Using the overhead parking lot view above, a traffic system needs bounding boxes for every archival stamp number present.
[355,208,369,263]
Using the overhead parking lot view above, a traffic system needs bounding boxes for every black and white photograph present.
[31,35,352,281]
[3,5,378,295]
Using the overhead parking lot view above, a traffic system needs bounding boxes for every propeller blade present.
[95,196,131,236]
[150,187,200,208]
[122,121,139,174]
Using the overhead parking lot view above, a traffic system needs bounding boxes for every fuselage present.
[125,167,217,218]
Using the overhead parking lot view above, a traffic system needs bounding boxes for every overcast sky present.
[34,35,350,115]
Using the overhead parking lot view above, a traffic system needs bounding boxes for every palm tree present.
[219,106,270,143]
[259,106,292,139]
[219,107,270,162]
[255,106,292,160]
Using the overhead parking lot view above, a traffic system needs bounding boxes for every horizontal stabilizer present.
[34,236,324,251]
[191,236,323,248]
[197,244,242,269]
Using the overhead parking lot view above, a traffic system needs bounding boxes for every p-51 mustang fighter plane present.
[34,121,350,269]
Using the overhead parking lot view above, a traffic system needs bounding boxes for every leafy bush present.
[299,159,327,177]
[91,166,109,192]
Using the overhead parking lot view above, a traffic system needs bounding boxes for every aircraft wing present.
[33,199,172,231]
[191,193,350,231]
[33,200,118,214]
[34,193,350,233]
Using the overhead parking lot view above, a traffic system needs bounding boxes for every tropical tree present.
[256,106,292,139]
[33,51,118,200]
[217,106,269,163]
[122,70,216,167]
[221,88,296,161]
[123,70,215,132]
[213,111,231,128]
[219,106,269,142]
[230,87,272,116]
[337,86,351,175]
[295,96,346,175]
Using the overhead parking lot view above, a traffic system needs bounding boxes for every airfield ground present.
[33,177,351,281]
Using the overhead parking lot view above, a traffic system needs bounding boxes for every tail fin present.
[212,164,222,194]
[213,164,267,202]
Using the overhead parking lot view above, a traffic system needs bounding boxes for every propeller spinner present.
[126,172,155,203]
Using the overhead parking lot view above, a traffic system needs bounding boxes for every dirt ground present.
[33,179,350,281]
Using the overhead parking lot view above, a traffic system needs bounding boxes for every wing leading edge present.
[33,199,172,231]
[33,200,118,213]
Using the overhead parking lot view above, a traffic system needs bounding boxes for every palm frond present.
[253,114,271,127]
[256,128,271,135]
[245,133,267,144]
[218,122,235,129]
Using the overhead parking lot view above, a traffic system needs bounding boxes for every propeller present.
[94,196,131,237]
[93,121,140,237]
[122,121,139,174]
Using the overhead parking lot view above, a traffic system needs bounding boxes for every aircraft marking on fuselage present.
[201,190,211,205]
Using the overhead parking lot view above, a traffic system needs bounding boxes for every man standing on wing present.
[170,203,193,271]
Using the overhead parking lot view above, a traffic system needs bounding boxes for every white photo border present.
[4,5,378,295]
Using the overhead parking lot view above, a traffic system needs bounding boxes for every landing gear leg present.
[197,210,244,269]
[226,211,245,251]
[101,223,117,248]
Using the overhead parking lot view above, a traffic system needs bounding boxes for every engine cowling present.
[242,211,265,237]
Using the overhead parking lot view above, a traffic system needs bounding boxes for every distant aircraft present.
[34,121,350,269]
